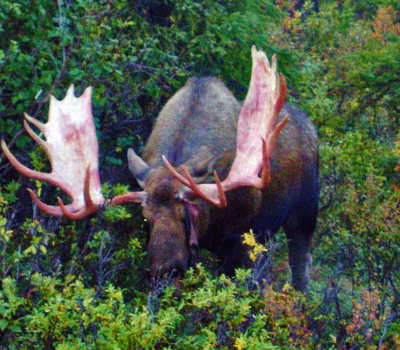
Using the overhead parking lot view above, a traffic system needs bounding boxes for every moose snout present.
[148,255,187,278]
[146,215,190,283]
[147,254,188,291]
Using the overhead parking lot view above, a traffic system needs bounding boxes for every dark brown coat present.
[129,77,318,291]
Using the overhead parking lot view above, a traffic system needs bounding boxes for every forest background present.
[1,0,400,348]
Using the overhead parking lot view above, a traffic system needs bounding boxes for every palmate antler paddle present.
[162,46,288,207]
[1,86,146,220]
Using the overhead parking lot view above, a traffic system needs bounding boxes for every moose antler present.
[1,85,146,219]
[163,46,288,208]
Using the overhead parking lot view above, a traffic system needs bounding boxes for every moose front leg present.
[217,235,253,276]
[284,215,314,292]
[287,236,312,292]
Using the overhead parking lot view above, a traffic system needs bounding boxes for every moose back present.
[2,47,318,292]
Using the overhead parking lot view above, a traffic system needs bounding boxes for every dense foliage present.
[1,0,399,348]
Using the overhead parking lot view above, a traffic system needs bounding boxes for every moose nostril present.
[148,259,187,281]
[170,264,185,279]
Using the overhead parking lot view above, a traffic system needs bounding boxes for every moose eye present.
[174,193,183,202]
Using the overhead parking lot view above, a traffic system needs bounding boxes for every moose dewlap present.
[2,47,318,292]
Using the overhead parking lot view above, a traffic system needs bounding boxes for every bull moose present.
[2,47,318,292]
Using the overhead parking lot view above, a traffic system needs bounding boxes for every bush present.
[1,0,400,348]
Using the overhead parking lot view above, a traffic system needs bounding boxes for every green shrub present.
[1,0,400,348]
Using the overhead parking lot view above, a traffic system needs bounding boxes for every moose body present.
[130,77,318,292]
[2,48,318,292]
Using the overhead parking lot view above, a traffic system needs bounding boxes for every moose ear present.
[127,148,151,187]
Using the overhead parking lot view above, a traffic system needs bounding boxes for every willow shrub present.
[2,0,400,348]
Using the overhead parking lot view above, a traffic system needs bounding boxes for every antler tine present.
[110,191,148,206]
[162,156,191,187]
[27,188,64,216]
[56,166,98,219]
[259,115,289,188]
[57,197,98,220]
[260,138,271,188]
[27,186,97,219]
[83,166,95,208]
[24,113,46,132]
[1,139,53,184]
[180,165,227,208]
[23,119,50,157]
[267,114,288,158]
[162,155,227,208]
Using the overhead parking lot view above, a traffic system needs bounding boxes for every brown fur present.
[131,77,318,291]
